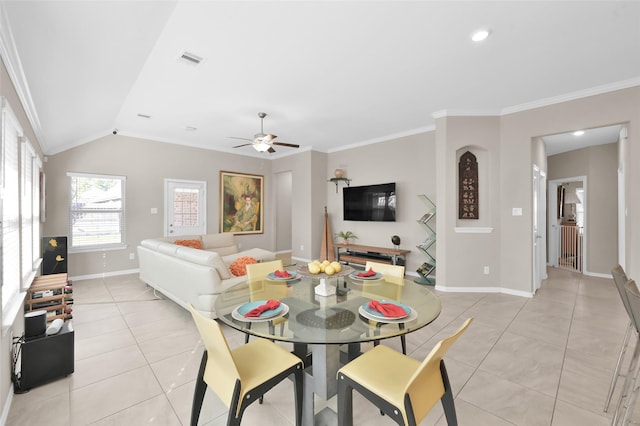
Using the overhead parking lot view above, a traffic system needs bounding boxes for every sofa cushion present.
[175,239,203,249]
[222,248,276,264]
[175,247,231,279]
[229,256,257,276]
[202,233,238,256]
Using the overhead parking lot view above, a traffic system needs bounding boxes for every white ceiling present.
[1,1,639,158]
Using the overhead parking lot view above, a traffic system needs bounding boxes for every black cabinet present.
[19,322,74,390]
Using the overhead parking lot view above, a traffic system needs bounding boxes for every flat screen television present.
[343,183,396,222]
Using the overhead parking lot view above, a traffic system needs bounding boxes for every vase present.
[334,169,345,178]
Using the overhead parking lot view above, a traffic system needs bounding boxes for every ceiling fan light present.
[254,141,271,152]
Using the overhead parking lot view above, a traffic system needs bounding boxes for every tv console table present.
[335,243,410,266]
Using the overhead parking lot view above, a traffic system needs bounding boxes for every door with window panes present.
[164,180,206,237]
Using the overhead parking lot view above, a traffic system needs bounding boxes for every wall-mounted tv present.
[343,183,396,222]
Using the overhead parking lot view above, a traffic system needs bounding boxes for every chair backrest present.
[246,260,284,282]
[188,304,240,409]
[405,318,473,423]
[365,261,405,278]
[624,281,640,333]
[247,260,286,301]
[612,264,633,320]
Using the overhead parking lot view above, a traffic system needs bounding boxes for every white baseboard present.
[583,270,611,279]
[1,386,14,426]
[69,268,140,282]
[434,285,534,298]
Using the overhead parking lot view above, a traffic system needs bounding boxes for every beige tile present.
[89,394,181,425]
[435,399,515,426]
[458,369,555,425]
[75,327,137,360]
[150,347,204,393]
[552,399,610,426]
[70,366,163,425]
[479,331,564,396]
[9,268,626,426]
[71,344,148,389]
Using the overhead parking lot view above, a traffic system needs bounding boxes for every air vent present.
[137,113,151,119]
[178,51,203,65]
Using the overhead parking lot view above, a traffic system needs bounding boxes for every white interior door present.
[164,179,206,237]
[533,166,547,292]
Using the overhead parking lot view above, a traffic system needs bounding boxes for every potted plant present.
[335,231,358,244]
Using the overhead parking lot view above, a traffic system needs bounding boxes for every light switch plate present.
[512,208,523,216]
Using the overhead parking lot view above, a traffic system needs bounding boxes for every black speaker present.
[19,321,74,390]
[24,310,47,340]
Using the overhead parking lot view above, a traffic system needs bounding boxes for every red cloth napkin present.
[244,299,281,318]
[368,300,407,318]
[274,270,292,278]
[357,268,376,277]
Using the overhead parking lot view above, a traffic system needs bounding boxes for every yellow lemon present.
[330,261,342,273]
[320,263,326,273]
[325,265,335,275]
[322,260,330,266]
[308,263,321,274]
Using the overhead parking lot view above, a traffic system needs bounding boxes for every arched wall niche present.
[456,145,491,228]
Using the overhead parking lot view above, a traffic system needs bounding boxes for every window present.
[21,138,41,287]
[68,173,126,250]
[2,99,23,311]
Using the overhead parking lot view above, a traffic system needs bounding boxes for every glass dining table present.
[213,265,442,425]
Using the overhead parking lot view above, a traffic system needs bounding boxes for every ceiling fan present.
[230,112,300,153]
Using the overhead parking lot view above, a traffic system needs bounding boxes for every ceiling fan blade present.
[228,136,253,141]
[268,147,276,153]
[272,142,300,148]
[232,143,253,148]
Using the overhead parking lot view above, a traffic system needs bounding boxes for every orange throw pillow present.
[229,256,257,276]
[174,239,203,250]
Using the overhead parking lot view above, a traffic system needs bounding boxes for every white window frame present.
[21,137,41,289]
[67,172,126,252]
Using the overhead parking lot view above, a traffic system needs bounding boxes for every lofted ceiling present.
[1,1,639,158]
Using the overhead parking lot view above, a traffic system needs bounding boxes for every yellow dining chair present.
[188,304,303,426]
[364,260,405,278]
[337,318,473,426]
[245,260,286,343]
[363,261,407,354]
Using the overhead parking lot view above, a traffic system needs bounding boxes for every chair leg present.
[337,374,354,426]
[293,364,304,426]
[401,335,407,355]
[439,361,458,426]
[191,351,208,426]
[612,336,640,425]
[605,321,633,412]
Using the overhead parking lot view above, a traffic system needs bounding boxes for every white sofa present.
[137,233,276,318]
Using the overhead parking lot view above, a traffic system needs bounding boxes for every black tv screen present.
[343,183,396,222]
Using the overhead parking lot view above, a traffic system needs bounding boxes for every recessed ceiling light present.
[471,29,491,42]
[573,130,585,136]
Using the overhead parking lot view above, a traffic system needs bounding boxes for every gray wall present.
[42,136,277,277]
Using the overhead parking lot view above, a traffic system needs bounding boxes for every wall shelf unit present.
[328,177,351,193]
[415,194,436,285]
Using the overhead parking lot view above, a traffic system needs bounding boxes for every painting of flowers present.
[42,236,68,275]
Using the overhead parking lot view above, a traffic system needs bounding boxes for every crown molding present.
[432,109,501,119]
[327,125,435,154]
[501,77,640,115]
[0,3,46,152]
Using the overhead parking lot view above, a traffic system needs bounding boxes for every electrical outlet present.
[129,253,135,260]
[483,266,490,275]
[300,245,304,252]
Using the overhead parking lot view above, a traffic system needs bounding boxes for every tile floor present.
[6,267,633,425]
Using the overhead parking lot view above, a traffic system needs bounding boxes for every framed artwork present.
[458,151,479,219]
[220,171,264,234]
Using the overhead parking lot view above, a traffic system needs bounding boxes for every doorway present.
[274,171,293,254]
